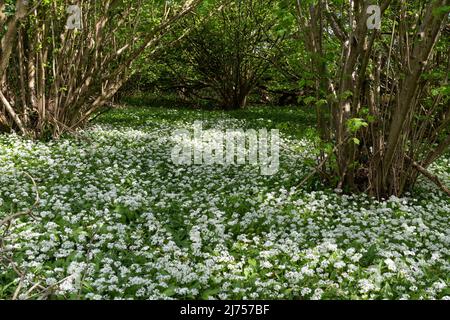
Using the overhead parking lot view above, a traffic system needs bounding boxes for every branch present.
[0,172,41,299]
[405,155,450,197]
[0,90,28,136]
[0,172,39,228]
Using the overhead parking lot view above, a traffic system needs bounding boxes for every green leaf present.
[201,287,220,300]
[347,118,369,133]
[303,96,317,106]
[163,286,176,297]
[340,90,353,100]
[315,99,328,107]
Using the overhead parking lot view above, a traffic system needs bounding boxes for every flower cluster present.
[0,107,448,300]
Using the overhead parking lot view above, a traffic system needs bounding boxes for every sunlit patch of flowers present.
[0,107,449,300]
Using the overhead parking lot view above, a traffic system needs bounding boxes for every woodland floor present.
[0,103,449,299]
